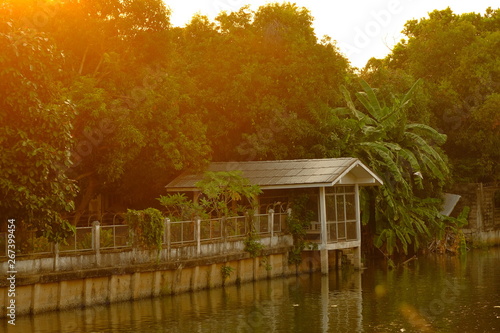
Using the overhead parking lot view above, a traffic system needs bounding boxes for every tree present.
[176,3,351,161]
[370,8,500,182]
[335,80,456,255]
[0,14,76,243]
[159,171,262,219]
[40,0,210,222]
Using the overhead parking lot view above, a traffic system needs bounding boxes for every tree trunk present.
[72,175,98,226]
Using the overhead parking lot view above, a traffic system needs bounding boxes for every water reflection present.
[5,248,500,333]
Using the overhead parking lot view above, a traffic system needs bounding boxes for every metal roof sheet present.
[166,158,382,190]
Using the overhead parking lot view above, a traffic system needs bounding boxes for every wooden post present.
[319,187,329,274]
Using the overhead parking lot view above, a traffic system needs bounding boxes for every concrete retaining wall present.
[0,235,292,275]
[0,235,340,317]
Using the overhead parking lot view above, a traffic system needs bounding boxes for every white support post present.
[269,209,274,247]
[92,220,101,266]
[164,218,170,261]
[287,208,292,232]
[53,243,59,271]
[222,216,228,252]
[354,184,362,269]
[321,275,330,333]
[196,217,201,256]
[319,187,329,274]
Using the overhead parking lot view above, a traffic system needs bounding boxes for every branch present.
[78,46,89,75]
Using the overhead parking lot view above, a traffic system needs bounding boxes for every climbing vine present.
[287,194,316,266]
[126,208,164,252]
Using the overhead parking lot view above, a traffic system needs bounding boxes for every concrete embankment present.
[0,235,330,317]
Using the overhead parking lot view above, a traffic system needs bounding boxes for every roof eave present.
[332,160,384,186]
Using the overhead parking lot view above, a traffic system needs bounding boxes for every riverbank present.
[1,234,356,318]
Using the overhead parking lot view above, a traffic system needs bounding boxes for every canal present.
[6,248,499,332]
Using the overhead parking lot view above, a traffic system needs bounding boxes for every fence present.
[166,209,289,245]
[0,209,290,258]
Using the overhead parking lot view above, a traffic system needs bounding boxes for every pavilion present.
[166,158,383,273]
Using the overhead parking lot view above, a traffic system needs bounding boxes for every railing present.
[0,209,289,258]
[100,224,130,249]
[225,216,247,238]
[273,211,289,233]
[59,226,94,252]
[327,220,357,242]
[200,218,223,241]
[254,213,269,234]
[305,220,358,243]
[170,220,195,244]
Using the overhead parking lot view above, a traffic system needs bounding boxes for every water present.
[6,248,500,333]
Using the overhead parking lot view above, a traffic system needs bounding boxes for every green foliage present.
[182,3,350,161]
[126,208,164,251]
[286,194,315,266]
[220,265,234,286]
[370,7,500,182]
[30,236,51,253]
[158,193,206,221]
[335,80,464,256]
[260,256,273,272]
[244,232,264,258]
[3,0,492,257]
[78,228,115,249]
[195,171,262,217]
[0,11,77,242]
[428,206,470,254]
[44,220,77,245]
[160,171,261,221]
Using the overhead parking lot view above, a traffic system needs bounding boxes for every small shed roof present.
[166,158,383,191]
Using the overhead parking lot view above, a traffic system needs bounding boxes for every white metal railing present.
[0,209,289,258]
[59,226,93,252]
[100,224,131,249]
[327,220,358,242]
[273,211,288,233]
[170,220,195,244]
[199,218,223,241]
[224,216,247,238]
[254,213,269,234]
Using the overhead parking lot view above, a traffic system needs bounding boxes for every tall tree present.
[2,0,210,226]
[0,11,76,242]
[335,80,455,255]
[366,8,500,182]
[177,3,351,161]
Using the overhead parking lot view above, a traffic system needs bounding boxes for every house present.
[166,158,383,273]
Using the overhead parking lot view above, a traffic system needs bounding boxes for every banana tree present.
[335,80,455,255]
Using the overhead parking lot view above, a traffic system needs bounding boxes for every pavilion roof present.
[166,158,383,191]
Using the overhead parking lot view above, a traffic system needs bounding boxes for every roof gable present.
[166,158,383,191]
